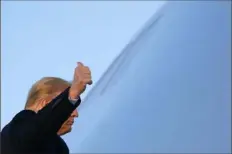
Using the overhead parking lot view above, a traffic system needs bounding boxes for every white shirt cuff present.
[68,97,79,105]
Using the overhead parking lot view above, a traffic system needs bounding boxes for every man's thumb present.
[77,62,84,67]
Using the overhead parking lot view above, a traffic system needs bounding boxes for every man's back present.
[1,110,69,154]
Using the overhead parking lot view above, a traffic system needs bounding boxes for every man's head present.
[25,77,78,136]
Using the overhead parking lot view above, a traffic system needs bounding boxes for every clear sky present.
[1,1,165,130]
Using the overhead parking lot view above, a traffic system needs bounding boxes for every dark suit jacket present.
[1,87,81,154]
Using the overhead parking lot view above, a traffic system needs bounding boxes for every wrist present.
[69,93,80,100]
[69,88,81,100]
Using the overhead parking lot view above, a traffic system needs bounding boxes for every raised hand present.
[69,62,92,99]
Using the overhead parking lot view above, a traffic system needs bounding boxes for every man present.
[1,62,92,154]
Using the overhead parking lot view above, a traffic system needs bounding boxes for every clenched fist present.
[69,62,92,99]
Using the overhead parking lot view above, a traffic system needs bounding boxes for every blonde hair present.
[25,77,71,109]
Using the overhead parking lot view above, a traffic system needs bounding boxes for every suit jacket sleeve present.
[3,87,81,144]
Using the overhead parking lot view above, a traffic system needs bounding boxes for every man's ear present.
[33,98,48,113]
[40,98,48,107]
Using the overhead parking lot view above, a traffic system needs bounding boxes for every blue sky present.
[1,1,165,129]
